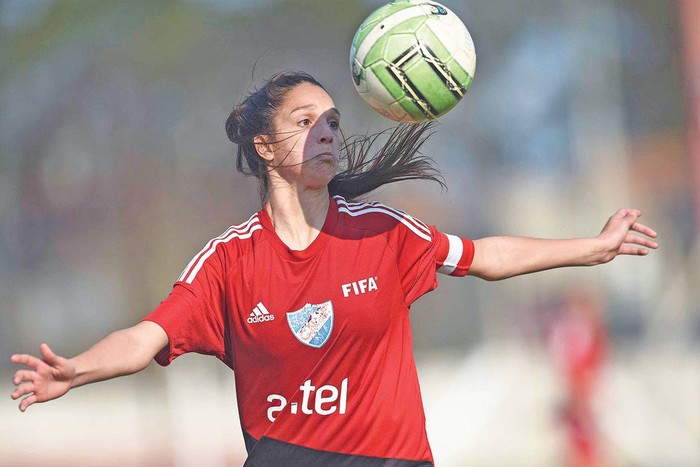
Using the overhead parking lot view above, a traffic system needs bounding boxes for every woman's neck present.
[265,186,330,251]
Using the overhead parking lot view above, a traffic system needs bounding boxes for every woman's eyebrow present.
[289,105,341,117]
[289,104,316,115]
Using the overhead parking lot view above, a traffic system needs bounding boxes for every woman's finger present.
[631,222,657,238]
[624,234,659,249]
[19,394,38,412]
[10,354,43,370]
[618,244,649,256]
[11,383,35,400]
[12,370,35,386]
[39,343,60,365]
[622,210,640,222]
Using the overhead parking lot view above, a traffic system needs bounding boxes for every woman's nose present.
[317,122,334,144]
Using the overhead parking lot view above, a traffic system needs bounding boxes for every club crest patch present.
[286,300,334,348]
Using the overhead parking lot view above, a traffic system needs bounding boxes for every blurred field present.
[1,0,698,465]
[2,346,698,466]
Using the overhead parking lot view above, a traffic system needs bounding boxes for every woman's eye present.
[299,118,311,126]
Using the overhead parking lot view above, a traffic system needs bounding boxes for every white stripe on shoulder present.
[335,196,431,238]
[335,197,430,234]
[178,214,261,284]
[177,214,259,282]
[437,233,463,275]
[335,196,431,240]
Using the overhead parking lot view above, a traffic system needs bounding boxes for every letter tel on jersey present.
[266,378,348,423]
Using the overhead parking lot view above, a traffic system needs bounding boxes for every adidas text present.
[248,314,275,324]
[248,302,274,324]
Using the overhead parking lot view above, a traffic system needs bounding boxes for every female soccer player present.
[10,71,658,466]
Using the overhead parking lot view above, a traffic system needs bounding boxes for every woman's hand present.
[596,209,658,263]
[469,208,659,281]
[10,343,76,412]
[9,321,168,413]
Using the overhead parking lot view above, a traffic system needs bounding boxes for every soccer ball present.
[350,0,476,123]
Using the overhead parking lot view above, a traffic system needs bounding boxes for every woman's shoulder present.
[214,211,264,244]
[176,211,263,284]
[186,211,263,261]
[333,196,432,242]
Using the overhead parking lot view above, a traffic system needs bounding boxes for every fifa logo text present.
[341,276,378,298]
[267,378,348,422]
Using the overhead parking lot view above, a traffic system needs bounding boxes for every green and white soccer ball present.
[350,0,476,123]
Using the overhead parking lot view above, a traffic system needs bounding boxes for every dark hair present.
[225,71,325,199]
[330,121,445,199]
[225,70,444,201]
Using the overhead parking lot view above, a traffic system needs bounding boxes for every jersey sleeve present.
[391,212,475,306]
[143,242,229,368]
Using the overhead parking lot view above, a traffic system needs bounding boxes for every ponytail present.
[329,121,445,200]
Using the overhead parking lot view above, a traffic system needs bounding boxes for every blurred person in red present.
[548,288,608,467]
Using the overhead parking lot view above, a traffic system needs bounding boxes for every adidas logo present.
[248,302,275,324]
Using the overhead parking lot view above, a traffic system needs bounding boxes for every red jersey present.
[144,196,474,466]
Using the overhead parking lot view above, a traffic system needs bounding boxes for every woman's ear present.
[254,135,274,162]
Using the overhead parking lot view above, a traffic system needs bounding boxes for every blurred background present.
[1,0,698,465]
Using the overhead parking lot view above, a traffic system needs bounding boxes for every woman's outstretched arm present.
[10,320,168,412]
[469,208,658,281]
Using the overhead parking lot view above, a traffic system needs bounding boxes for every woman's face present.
[261,82,341,191]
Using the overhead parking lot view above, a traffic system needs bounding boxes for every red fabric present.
[144,196,474,462]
